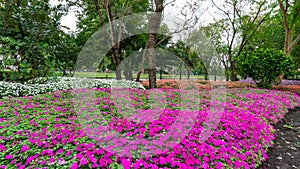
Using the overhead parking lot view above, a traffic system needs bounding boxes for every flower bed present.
[0,77,145,98]
[272,85,300,95]
[141,79,300,95]
[141,79,255,89]
[0,87,299,169]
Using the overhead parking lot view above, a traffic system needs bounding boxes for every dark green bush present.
[236,48,296,89]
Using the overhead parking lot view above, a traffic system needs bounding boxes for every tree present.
[144,0,205,88]
[76,0,149,80]
[210,0,274,81]
[167,41,203,80]
[277,0,300,56]
[144,0,164,88]
[186,25,228,81]
[275,0,300,83]
[0,0,68,82]
[54,32,79,77]
[242,9,300,74]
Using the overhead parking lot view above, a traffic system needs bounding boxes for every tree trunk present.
[110,46,122,80]
[204,70,208,80]
[221,60,229,81]
[146,0,164,89]
[62,65,67,77]
[94,0,122,80]
[70,65,75,77]
[148,47,157,88]
[136,71,142,82]
[203,66,208,80]
[179,63,182,80]
[115,67,122,80]
[124,70,133,80]
[160,65,162,80]
[230,61,236,81]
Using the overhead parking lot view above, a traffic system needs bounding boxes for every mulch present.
[257,107,300,169]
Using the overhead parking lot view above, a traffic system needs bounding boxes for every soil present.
[257,107,300,169]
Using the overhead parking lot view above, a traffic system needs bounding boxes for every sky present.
[49,0,78,32]
[50,0,222,33]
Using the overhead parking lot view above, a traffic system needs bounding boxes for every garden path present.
[258,107,300,169]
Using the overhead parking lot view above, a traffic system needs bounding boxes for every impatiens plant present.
[0,85,299,168]
[0,77,145,98]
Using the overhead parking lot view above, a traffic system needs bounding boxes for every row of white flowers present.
[0,77,145,98]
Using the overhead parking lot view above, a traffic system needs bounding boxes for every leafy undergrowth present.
[0,88,299,169]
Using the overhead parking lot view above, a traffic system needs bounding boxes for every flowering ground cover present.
[142,79,300,95]
[0,86,299,169]
[141,79,256,90]
[272,85,300,95]
[239,79,300,86]
[0,77,145,98]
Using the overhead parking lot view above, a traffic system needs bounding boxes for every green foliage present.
[168,41,204,74]
[0,0,70,83]
[236,48,296,88]
[243,9,300,68]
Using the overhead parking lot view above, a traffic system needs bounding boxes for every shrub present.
[236,48,296,89]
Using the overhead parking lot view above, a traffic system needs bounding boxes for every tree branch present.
[289,33,300,52]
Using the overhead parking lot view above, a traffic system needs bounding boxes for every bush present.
[236,48,296,89]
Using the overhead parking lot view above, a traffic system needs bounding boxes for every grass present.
[53,71,215,80]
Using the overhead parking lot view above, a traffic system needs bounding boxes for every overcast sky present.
[50,0,222,33]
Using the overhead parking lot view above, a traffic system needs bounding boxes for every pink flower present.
[98,159,108,167]
[70,162,78,169]
[49,158,55,163]
[58,158,66,165]
[215,162,224,169]
[52,139,58,145]
[65,150,72,157]
[56,149,64,155]
[87,155,97,163]
[61,139,67,144]
[9,159,16,165]
[21,144,30,152]
[0,144,6,152]
[202,156,209,162]
[76,154,83,159]
[4,154,13,160]
[201,163,209,169]
[40,160,47,165]
[120,159,131,168]
[18,165,26,169]
[91,163,99,168]
[26,155,37,165]
[41,149,53,156]
[79,158,88,165]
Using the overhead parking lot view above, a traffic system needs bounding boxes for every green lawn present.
[54,71,207,80]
